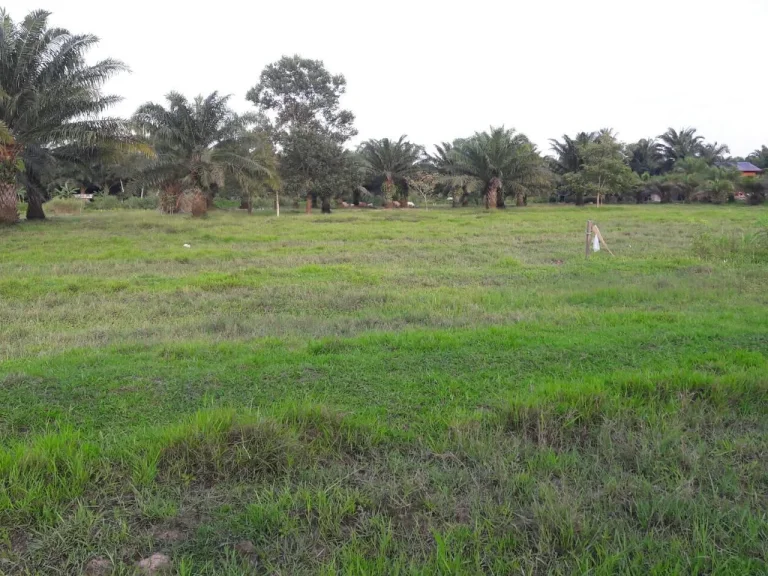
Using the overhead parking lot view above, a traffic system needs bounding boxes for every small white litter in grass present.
[183,244,191,248]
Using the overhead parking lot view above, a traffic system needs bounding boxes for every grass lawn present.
[1,205,767,574]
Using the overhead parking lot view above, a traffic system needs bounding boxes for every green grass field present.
[1,205,767,575]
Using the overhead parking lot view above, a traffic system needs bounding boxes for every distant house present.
[727,161,764,177]
[724,162,764,201]
[736,162,764,176]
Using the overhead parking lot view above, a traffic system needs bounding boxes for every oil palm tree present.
[747,146,768,170]
[548,132,598,175]
[0,8,138,222]
[133,92,270,211]
[627,138,664,176]
[427,140,477,206]
[658,127,704,170]
[699,141,730,165]
[703,177,735,204]
[358,135,424,206]
[450,127,544,209]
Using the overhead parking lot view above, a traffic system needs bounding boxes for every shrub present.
[86,196,121,211]
[125,196,159,210]
[45,198,85,215]
[213,198,241,209]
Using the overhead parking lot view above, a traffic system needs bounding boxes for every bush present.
[213,198,241,209]
[124,196,159,210]
[85,196,121,211]
[45,198,85,215]
[693,229,768,263]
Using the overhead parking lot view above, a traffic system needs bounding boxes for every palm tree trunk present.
[305,193,312,214]
[0,181,18,224]
[25,187,46,220]
[485,178,501,210]
[515,192,525,207]
[382,176,395,208]
[321,196,331,214]
[496,191,506,208]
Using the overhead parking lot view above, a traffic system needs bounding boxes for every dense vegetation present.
[1,8,767,225]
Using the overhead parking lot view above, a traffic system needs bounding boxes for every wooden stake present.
[591,224,615,256]
[585,220,592,259]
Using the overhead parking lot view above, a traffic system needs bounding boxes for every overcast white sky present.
[7,0,768,155]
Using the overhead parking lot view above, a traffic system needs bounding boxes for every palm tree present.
[548,132,599,205]
[658,127,704,170]
[548,132,598,175]
[627,139,664,176]
[133,92,270,211]
[704,177,735,204]
[699,142,730,165]
[0,9,137,222]
[426,140,477,206]
[747,146,768,170]
[741,174,766,205]
[450,127,543,209]
[358,136,424,207]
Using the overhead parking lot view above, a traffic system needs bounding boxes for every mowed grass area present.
[1,205,767,574]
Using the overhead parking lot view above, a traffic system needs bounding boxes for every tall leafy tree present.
[565,135,637,206]
[248,56,357,212]
[246,55,355,145]
[0,8,137,222]
[450,127,545,209]
[548,132,600,205]
[280,127,359,213]
[358,136,424,206]
[133,92,269,210]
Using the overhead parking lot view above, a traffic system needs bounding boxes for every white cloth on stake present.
[592,234,600,252]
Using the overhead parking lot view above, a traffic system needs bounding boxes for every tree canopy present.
[246,55,356,145]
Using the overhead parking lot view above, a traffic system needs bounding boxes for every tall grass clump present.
[44,198,84,215]
[693,228,768,263]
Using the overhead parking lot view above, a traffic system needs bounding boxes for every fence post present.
[585,220,592,259]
